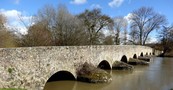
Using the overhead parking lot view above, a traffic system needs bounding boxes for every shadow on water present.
[44,70,76,90]
[44,81,76,90]
[44,80,110,90]
[47,71,76,82]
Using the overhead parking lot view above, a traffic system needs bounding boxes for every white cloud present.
[150,38,158,43]
[124,13,134,24]
[146,36,158,43]
[124,13,133,20]
[0,9,32,34]
[108,0,124,8]
[90,4,102,9]
[0,9,21,20]
[70,0,87,5]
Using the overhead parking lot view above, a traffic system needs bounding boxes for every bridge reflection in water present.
[44,57,173,90]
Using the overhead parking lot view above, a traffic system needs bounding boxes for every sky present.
[0,0,173,42]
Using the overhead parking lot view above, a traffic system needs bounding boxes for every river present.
[44,57,173,90]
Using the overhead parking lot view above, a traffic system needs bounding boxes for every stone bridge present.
[0,45,161,90]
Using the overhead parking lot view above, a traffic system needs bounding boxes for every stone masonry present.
[0,45,161,90]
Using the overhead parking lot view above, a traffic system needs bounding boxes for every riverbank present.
[159,50,173,57]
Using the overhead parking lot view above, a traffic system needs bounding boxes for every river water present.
[44,57,173,90]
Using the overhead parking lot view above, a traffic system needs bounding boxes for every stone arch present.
[133,54,137,59]
[47,70,75,82]
[98,60,111,70]
[140,52,143,57]
[150,52,152,55]
[146,52,148,55]
[121,55,128,63]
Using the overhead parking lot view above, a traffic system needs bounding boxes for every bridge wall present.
[0,45,159,90]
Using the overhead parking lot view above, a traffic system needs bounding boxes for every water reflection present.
[44,57,173,90]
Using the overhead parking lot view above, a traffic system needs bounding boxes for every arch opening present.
[150,53,152,55]
[140,52,143,57]
[121,55,128,63]
[133,54,137,59]
[47,71,75,82]
[98,60,111,70]
[146,52,148,56]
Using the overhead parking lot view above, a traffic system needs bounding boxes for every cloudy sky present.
[0,0,173,41]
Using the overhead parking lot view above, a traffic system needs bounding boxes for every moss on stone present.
[128,58,149,65]
[138,56,151,62]
[77,62,112,83]
[112,61,134,70]
[8,68,14,74]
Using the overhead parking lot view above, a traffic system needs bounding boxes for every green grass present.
[0,88,26,90]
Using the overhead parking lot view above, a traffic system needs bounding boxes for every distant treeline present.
[0,4,173,55]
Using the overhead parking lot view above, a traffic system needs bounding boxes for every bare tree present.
[35,4,89,46]
[36,4,56,28]
[103,35,114,45]
[0,14,6,28]
[113,17,127,45]
[19,21,53,47]
[0,14,16,47]
[123,27,128,45]
[129,26,139,44]
[78,9,114,45]
[129,7,166,45]
[53,5,89,45]
[158,25,173,53]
